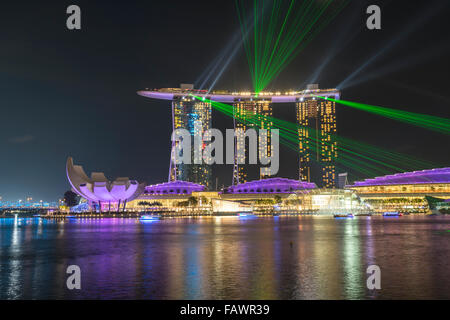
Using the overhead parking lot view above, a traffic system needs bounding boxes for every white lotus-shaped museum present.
[66,157,145,209]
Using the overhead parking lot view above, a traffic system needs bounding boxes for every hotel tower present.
[138,83,339,190]
[232,99,273,185]
[296,84,338,188]
[168,84,213,189]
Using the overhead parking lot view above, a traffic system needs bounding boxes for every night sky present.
[1,0,449,201]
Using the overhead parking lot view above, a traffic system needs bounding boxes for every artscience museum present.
[66,157,145,212]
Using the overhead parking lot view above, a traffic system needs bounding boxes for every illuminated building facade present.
[169,92,212,190]
[232,99,273,185]
[138,84,339,189]
[66,157,145,212]
[347,168,450,213]
[126,178,369,215]
[226,177,316,194]
[296,84,338,188]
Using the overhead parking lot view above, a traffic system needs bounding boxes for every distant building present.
[338,173,348,189]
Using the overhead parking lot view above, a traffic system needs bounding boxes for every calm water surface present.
[0,215,449,299]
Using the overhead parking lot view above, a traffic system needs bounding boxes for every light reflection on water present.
[0,216,449,299]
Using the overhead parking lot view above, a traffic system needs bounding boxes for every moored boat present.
[238,213,257,218]
[334,213,354,219]
[140,215,161,221]
[383,211,400,217]
[355,213,372,217]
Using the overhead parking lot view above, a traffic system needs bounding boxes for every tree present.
[138,201,163,212]
[177,201,189,207]
[64,190,80,207]
[274,195,282,204]
[255,199,275,205]
[198,196,209,206]
[188,196,198,206]
[138,201,149,212]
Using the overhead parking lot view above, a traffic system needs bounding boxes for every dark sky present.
[0,0,449,201]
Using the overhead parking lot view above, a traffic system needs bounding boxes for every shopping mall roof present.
[225,177,317,194]
[144,181,205,195]
[349,168,450,187]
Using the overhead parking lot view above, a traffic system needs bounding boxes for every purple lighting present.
[225,177,317,194]
[144,181,205,196]
[136,88,340,103]
[66,157,145,207]
[349,168,450,187]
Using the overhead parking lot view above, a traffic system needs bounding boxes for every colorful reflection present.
[0,216,450,299]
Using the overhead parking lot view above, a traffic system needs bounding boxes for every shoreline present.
[1,212,442,219]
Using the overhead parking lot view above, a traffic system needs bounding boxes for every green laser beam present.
[316,96,450,135]
[235,0,349,92]
[189,95,438,179]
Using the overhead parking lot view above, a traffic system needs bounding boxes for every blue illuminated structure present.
[140,215,161,221]
[0,200,57,209]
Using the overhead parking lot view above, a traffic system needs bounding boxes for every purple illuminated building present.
[347,168,450,213]
[143,181,205,196]
[66,157,146,211]
[349,168,450,187]
[225,177,317,194]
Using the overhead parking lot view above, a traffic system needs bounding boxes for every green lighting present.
[316,95,450,135]
[189,94,438,180]
[235,0,349,93]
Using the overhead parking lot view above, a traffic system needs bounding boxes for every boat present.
[334,213,354,219]
[383,211,400,217]
[140,215,161,221]
[238,213,257,218]
[355,213,372,217]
